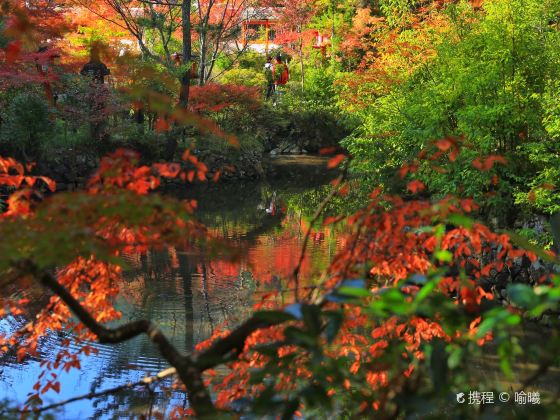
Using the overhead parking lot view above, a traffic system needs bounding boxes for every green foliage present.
[380,0,417,26]
[342,0,560,222]
[219,68,266,87]
[515,226,554,250]
[285,181,364,217]
[108,120,169,160]
[240,266,560,418]
[262,64,355,151]
[122,59,179,103]
[0,91,54,160]
[191,132,264,156]
[236,51,268,70]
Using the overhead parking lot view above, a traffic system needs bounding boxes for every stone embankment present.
[33,149,267,191]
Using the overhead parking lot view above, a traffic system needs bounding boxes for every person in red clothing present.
[272,54,289,105]
[273,54,289,86]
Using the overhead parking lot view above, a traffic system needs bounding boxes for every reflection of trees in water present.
[81,246,255,417]
[1,177,342,418]
[89,381,188,419]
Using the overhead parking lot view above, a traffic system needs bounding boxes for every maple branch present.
[194,315,287,370]
[70,0,130,32]
[14,260,215,417]
[12,260,299,416]
[17,367,177,415]
[137,0,183,5]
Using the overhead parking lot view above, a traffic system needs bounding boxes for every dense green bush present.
[0,91,54,161]
[198,84,353,153]
[341,0,560,223]
[219,68,266,87]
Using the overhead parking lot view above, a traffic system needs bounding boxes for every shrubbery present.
[338,0,560,224]
[0,90,57,161]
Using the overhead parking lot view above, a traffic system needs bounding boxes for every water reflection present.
[0,157,340,419]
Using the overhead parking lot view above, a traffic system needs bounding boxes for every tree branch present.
[17,367,177,415]
[11,260,300,417]
[14,260,215,417]
[194,315,287,371]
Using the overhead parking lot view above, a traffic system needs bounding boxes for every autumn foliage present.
[2,137,547,417]
[1,0,560,417]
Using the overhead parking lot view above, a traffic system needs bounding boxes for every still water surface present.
[0,157,339,419]
[2,157,558,418]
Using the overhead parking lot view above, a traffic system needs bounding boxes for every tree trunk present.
[198,36,206,86]
[179,0,192,107]
[300,50,305,92]
[174,0,193,160]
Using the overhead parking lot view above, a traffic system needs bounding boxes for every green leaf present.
[381,288,409,314]
[414,277,441,304]
[337,286,371,298]
[447,214,474,229]
[507,284,539,309]
[253,310,296,323]
[434,249,453,262]
[447,346,463,369]
[326,279,368,302]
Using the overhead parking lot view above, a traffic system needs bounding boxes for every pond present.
[1,156,559,419]
[0,156,341,419]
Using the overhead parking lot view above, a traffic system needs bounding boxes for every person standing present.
[80,43,110,84]
[273,54,289,88]
[272,54,289,105]
[264,56,275,100]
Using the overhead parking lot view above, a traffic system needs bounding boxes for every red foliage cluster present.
[0,1,73,90]
[88,148,208,195]
[0,147,220,409]
[15,258,121,407]
[193,140,542,414]
[0,157,55,217]
[188,83,261,113]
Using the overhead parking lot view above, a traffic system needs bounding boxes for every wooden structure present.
[241,7,279,55]
[312,31,331,57]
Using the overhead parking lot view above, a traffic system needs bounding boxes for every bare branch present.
[195,315,287,371]
[14,260,215,417]
[17,367,177,415]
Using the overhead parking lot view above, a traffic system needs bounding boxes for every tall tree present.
[193,0,249,85]
[180,0,192,105]
[74,0,189,102]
